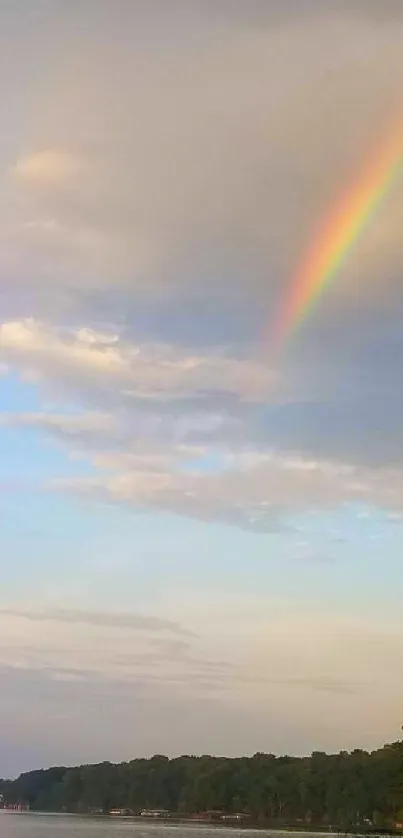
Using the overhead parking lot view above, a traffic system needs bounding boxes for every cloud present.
[0,605,234,705]
[0,4,402,425]
[51,452,403,529]
[2,315,403,530]
[1,4,402,322]
[0,403,393,529]
[0,607,193,638]
[0,319,274,404]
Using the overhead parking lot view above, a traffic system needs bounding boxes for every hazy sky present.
[1,0,403,778]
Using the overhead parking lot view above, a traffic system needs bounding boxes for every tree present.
[3,739,403,829]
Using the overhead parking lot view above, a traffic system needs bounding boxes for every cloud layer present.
[2,318,403,530]
[2,0,403,326]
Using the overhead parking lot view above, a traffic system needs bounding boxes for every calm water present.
[0,815,337,838]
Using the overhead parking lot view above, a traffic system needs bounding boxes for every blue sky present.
[1,0,403,777]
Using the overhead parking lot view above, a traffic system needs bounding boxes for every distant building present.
[221,814,248,822]
[3,803,30,811]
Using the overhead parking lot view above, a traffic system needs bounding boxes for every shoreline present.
[2,811,402,837]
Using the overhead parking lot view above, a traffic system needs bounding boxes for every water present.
[0,815,338,838]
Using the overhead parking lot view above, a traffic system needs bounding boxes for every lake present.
[0,814,338,838]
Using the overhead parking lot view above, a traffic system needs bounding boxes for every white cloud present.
[6,401,402,530]
[51,451,403,529]
[0,319,274,403]
[3,358,403,528]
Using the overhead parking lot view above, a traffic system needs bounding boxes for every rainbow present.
[271,118,403,351]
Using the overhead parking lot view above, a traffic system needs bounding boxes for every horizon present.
[1,0,403,778]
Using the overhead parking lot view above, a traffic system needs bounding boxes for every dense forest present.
[2,742,403,831]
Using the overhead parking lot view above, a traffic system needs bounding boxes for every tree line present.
[2,741,403,830]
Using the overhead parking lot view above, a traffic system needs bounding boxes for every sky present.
[1,0,403,778]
